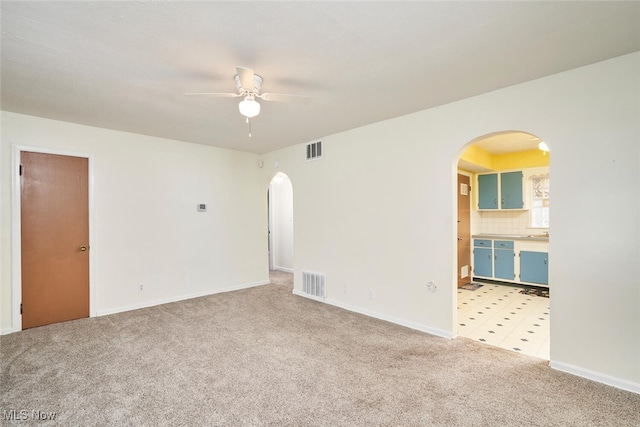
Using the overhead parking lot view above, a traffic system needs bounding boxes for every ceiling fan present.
[184,66,310,135]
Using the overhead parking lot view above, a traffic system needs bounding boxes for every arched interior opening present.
[268,172,294,286]
[455,131,551,359]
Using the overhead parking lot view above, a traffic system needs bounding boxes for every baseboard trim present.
[2,279,271,335]
[292,289,324,303]
[274,266,293,273]
[96,279,270,317]
[550,360,640,394]
[292,289,453,339]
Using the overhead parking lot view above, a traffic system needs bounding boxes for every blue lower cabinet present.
[520,251,549,285]
[494,249,515,280]
[474,247,493,278]
[473,239,492,248]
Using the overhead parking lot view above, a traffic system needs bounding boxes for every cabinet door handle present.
[544,258,547,265]
[494,198,497,206]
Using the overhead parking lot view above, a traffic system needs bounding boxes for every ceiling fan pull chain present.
[248,118,252,138]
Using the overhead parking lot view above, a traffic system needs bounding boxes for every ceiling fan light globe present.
[239,99,260,118]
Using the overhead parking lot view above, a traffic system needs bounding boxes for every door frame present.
[456,171,473,288]
[267,172,294,273]
[11,144,96,332]
[268,188,274,270]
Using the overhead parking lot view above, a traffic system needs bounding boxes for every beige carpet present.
[1,272,639,426]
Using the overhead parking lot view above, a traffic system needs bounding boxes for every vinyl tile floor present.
[457,282,550,360]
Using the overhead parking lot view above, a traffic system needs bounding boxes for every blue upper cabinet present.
[478,173,498,209]
[478,171,524,210]
[500,171,524,209]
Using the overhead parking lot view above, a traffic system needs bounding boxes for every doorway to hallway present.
[268,172,294,273]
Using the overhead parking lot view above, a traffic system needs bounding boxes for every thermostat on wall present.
[197,204,207,212]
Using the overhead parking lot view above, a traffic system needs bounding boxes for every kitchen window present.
[530,174,549,228]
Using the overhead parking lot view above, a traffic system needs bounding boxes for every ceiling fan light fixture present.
[239,96,260,118]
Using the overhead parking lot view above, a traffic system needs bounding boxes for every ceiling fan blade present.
[183,92,241,98]
[236,66,255,91]
[260,93,311,104]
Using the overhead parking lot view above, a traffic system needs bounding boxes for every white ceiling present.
[458,131,546,172]
[474,131,541,155]
[2,1,639,154]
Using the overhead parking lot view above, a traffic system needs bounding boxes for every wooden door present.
[457,174,471,288]
[21,152,89,329]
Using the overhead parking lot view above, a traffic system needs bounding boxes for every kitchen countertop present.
[472,233,549,242]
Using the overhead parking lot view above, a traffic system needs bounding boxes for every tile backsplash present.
[472,210,547,235]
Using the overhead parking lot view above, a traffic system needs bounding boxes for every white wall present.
[0,112,269,331]
[261,53,640,390]
[269,173,294,272]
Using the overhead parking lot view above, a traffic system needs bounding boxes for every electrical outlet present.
[139,284,144,292]
[368,289,374,299]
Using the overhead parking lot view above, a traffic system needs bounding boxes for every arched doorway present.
[268,172,294,279]
[455,131,551,359]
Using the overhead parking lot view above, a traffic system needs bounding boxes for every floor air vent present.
[302,271,326,299]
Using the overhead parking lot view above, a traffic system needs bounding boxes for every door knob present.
[80,246,87,251]
[457,237,463,241]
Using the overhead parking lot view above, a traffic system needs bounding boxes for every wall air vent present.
[302,271,326,299]
[305,140,323,161]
